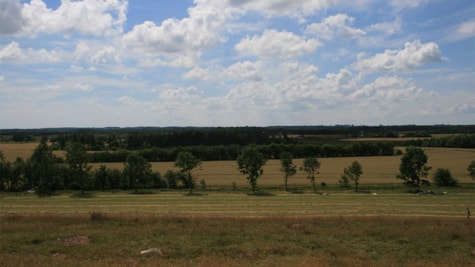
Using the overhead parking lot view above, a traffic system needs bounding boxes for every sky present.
[0,0,474,128]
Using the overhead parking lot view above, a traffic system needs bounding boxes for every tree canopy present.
[397,146,431,187]
[175,151,201,193]
[301,157,321,193]
[341,161,363,192]
[279,151,296,191]
[237,147,267,193]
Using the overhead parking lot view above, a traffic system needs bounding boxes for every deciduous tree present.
[397,146,431,187]
[29,137,59,196]
[433,168,457,187]
[65,142,91,194]
[0,150,10,191]
[468,160,475,181]
[123,153,152,192]
[341,161,363,192]
[237,147,267,193]
[301,157,320,193]
[279,151,296,191]
[175,151,201,194]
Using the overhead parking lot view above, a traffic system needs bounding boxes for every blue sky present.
[0,0,474,128]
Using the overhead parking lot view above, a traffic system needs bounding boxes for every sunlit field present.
[85,147,475,187]
[1,192,475,266]
[1,143,473,187]
[1,142,475,266]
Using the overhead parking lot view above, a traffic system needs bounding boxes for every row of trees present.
[1,140,474,195]
[404,134,475,148]
[235,147,362,193]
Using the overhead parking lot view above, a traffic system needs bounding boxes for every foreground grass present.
[1,214,474,266]
[1,191,475,266]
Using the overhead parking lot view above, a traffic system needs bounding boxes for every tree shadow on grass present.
[246,191,274,196]
[70,192,95,198]
[183,192,207,196]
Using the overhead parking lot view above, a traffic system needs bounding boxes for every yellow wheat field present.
[1,143,474,186]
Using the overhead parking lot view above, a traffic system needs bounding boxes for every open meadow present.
[1,191,475,266]
[1,143,474,266]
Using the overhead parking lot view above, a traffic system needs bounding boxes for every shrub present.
[433,168,458,187]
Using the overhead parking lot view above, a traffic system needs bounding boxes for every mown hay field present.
[1,190,474,218]
[1,192,475,266]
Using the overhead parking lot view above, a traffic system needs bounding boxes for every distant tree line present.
[2,125,474,146]
[88,142,395,162]
[403,134,475,148]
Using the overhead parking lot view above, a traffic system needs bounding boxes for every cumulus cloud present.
[122,2,225,67]
[0,42,25,62]
[183,67,213,80]
[90,46,119,64]
[305,13,366,40]
[235,29,320,58]
[19,0,127,36]
[354,40,442,72]
[0,41,61,63]
[223,61,263,81]
[0,0,24,35]
[348,76,430,111]
[227,0,364,23]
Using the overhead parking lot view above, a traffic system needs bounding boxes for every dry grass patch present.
[1,213,474,266]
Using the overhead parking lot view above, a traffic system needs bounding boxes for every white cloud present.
[74,41,90,61]
[223,61,263,81]
[122,2,225,67]
[19,0,127,36]
[0,42,25,62]
[366,17,402,35]
[183,67,213,80]
[235,29,320,58]
[350,76,424,103]
[74,83,94,92]
[117,96,139,106]
[305,13,366,40]
[0,0,24,35]
[450,97,475,114]
[90,46,119,64]
[159,86,199,100]
[354,40,442,72]
[0,41,61,63]
[454,20,475,40]
[227,0,362,23]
